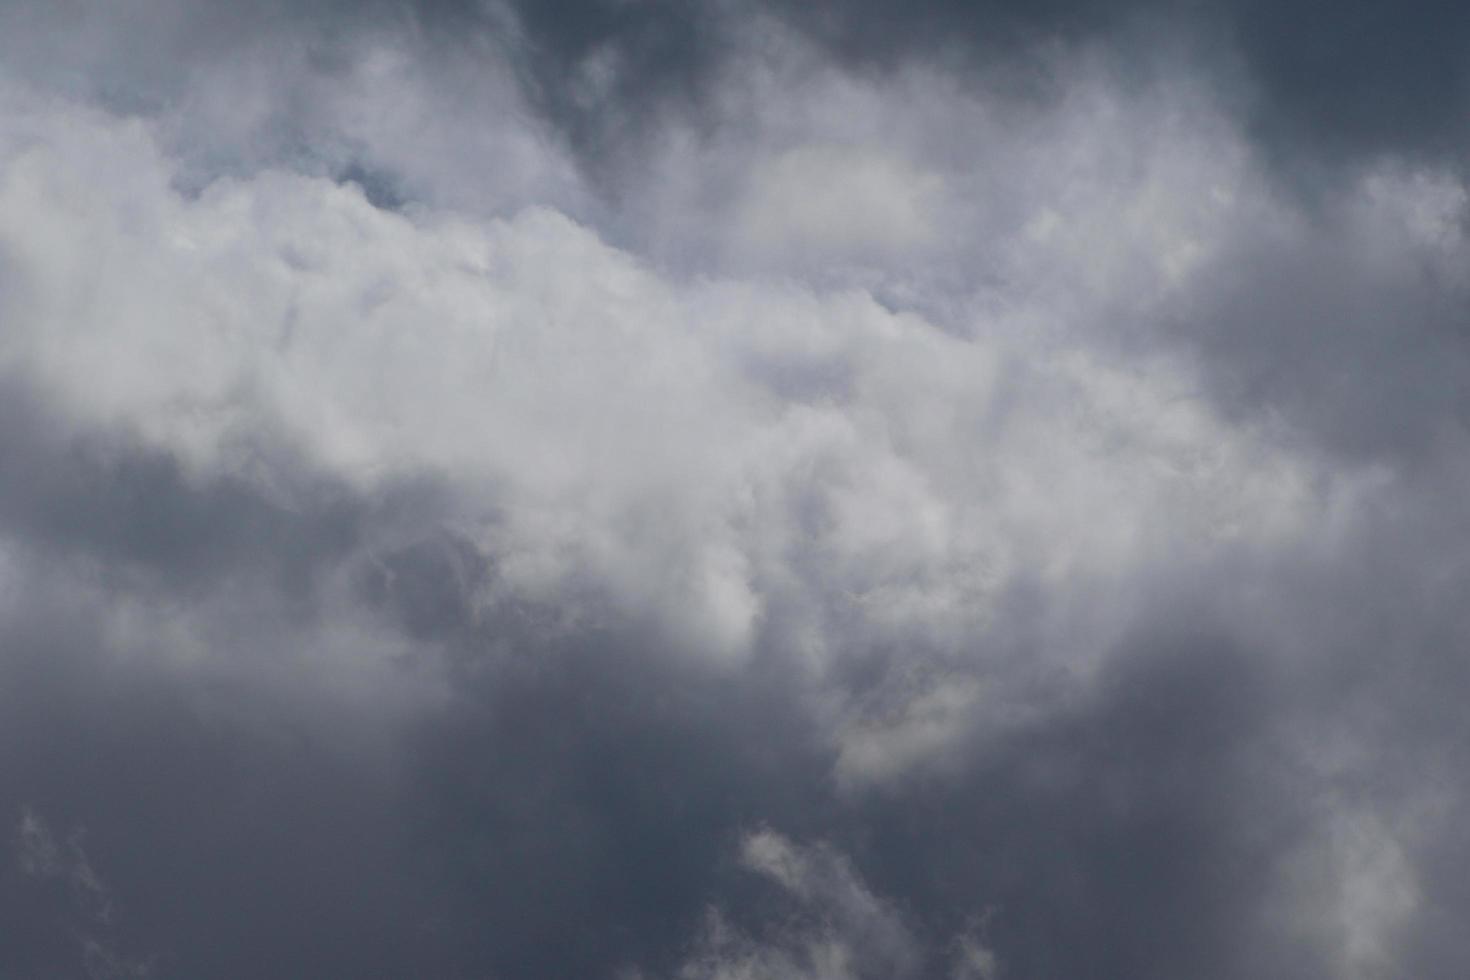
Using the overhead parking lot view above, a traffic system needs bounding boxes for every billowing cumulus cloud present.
[2,2,1470,978]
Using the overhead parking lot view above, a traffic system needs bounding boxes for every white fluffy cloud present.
[0,68,1321,692]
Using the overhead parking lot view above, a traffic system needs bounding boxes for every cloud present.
[674,831,923,980]
[0,73,1321,672]
[1,4,1470,979]
[11,808,154,978]
[15,808,114,925]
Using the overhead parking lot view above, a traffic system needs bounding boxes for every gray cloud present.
[12,0,1470,194]
[2,3,1470,979]
[399,0,1470,187]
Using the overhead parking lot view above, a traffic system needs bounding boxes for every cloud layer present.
[3,2,1470,977]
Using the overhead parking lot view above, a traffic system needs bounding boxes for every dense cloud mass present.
[3,1,1470,977]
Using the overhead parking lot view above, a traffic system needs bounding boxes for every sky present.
[2,1,1470,977]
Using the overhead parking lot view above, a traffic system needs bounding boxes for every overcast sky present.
[3,2,1470,977]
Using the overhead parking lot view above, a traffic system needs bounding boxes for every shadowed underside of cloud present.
[412,0,1470,183]
[3,2,1470,978]
[9,0,1470,182]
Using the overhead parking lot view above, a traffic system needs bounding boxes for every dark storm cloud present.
[0,381,826,978]
[835,631,1305,980]
[9,0,1468,192]
[456,0,723,159]
[357,510,1470,978]
[0,544,1347,978]
[1163,214,1470,464]
[392,599,1466,980]
[0,585,432,978]
[0,382,362,598]
[0,386,1316,978]
[0,425,827,978]
[400,620,835,977]
[1223,0,1470,169]
[2,385,1469,979]
[0,382,435,976]
[386,0,1470,180]
[752,0,1470,171]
